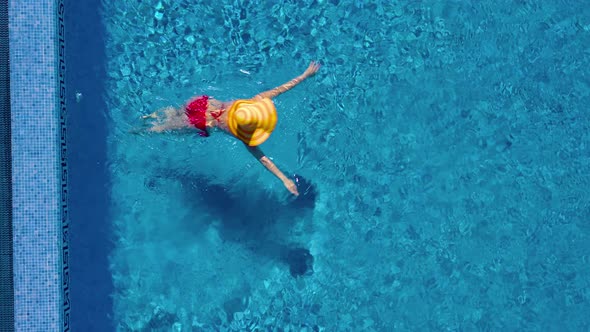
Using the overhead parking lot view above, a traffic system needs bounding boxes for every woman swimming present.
[141,61,321,196]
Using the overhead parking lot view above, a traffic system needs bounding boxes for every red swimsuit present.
[185,95,223,137]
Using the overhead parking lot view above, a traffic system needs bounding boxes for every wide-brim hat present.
[227,98,277,146]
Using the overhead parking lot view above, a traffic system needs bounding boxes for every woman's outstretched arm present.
[254,61,320,100]
[246,145,299,196]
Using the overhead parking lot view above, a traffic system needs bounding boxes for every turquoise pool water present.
[103,0,590,330]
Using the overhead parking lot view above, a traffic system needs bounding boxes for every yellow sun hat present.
[227,98,277,146]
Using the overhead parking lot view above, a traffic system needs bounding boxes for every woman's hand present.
[283,179,299,196]
[303,61,321,78]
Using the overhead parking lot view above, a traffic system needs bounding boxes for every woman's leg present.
[141,106,176,120]
[141,106,191,132]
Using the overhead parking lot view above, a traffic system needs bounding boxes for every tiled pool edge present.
[9,0,69,331]
[57,1,70,330]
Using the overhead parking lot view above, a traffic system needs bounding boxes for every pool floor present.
[96,0,590,330]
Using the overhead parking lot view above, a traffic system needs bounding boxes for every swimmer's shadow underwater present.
[155,169,317,277]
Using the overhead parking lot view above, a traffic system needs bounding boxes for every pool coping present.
[8,0,69,331]
[0,0,15,330]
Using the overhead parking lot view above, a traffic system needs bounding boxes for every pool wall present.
[8,0,69,331]
[64,0,113,329]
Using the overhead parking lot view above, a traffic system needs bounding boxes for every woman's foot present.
[141,112,159,120]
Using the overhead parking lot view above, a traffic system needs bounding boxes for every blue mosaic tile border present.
[57,0,70,330]
[9,0,69,331]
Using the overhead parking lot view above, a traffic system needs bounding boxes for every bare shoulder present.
[221,99,239,109]
[252,93,268,101]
